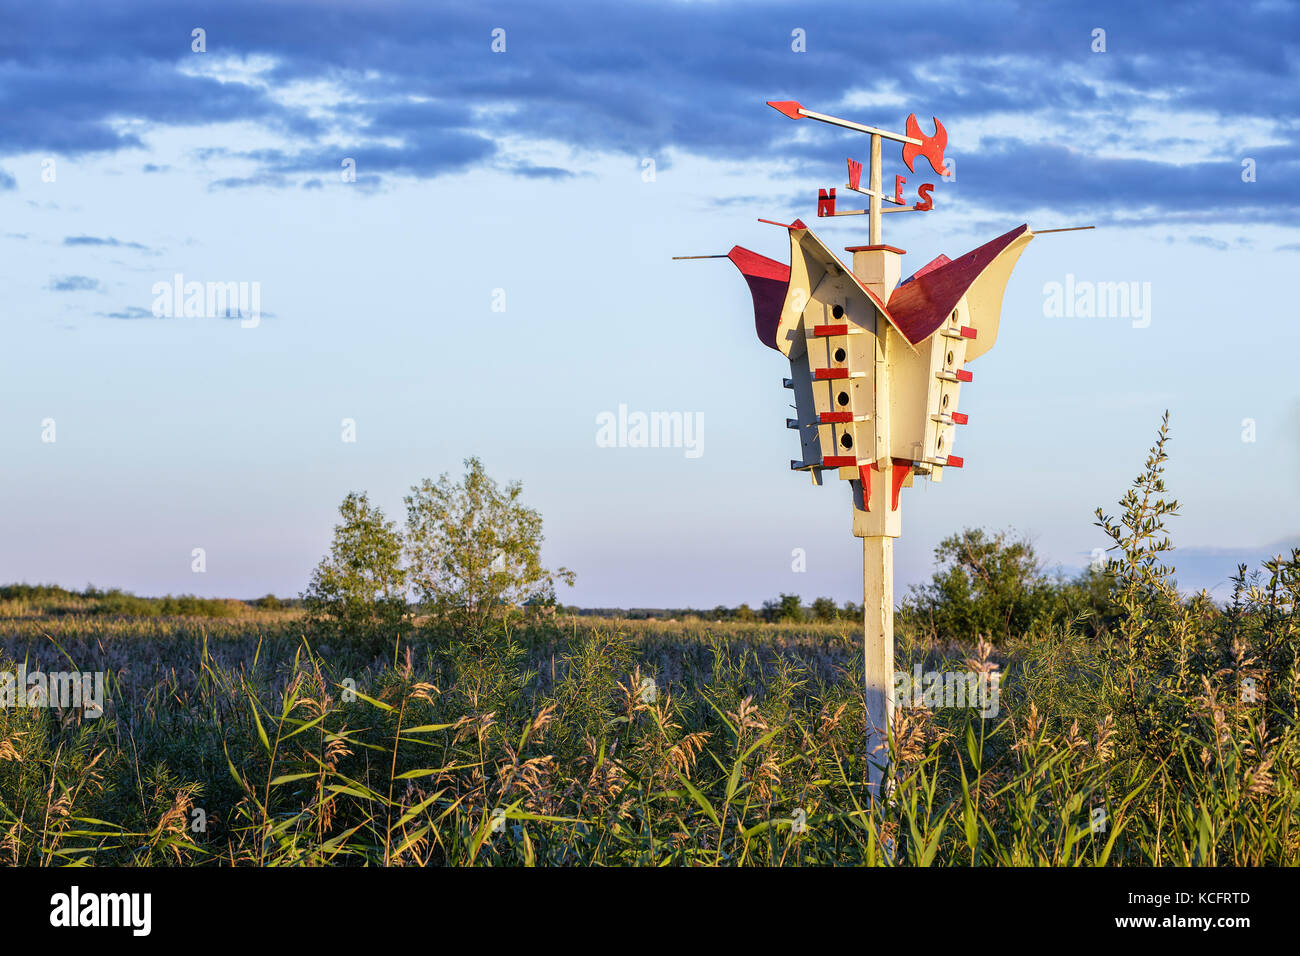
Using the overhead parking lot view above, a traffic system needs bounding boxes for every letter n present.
[817,188,836,217]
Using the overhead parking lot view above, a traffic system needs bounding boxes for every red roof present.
[727,245,789,350]
[898,254,950,284]
[728,223,1030,352]
[887,225,1029,345]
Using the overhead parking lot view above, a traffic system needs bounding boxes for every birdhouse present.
[728,221,1034,537]
[683,98,1083,793]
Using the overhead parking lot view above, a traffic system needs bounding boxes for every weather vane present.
[679,99,1091,794]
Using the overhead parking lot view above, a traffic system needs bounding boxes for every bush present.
[810,596,839,622]
[404,457,574,633]
[762,593,805,623]
[302,491,409,641]
[900,528,1058,643]
[899,528,1117,644]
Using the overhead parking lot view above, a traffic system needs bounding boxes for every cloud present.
[508,163,576,180]
[0,167,14,190]
[98,306,156,319]
[207,172,291,190]
[63,235,151,251]
[0,0,1295,224]
[48,274,101,292]
[95,305,278,320]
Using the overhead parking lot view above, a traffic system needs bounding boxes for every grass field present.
[2,577,1296,866]
[3,428,1298,866]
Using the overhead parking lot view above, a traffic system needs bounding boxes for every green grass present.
[2,419,1297,865]
[1,583,1295,866]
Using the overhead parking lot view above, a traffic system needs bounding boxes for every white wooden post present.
[856,139,899,793]
[868,133,882,246]
[863,535,894,793]
[748,99,1032,798]
[861,311,896,798]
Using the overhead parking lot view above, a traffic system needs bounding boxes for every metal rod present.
[671,254,728,260]
[1035,226,1096,234]
[797,107,922,146]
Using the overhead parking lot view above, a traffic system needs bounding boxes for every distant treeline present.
[563,598,858,623]
[565,529,1123,642]
[0,524,1229,643]
[0,583,298,618]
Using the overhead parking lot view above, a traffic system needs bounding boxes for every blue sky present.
[1,0,1297,606]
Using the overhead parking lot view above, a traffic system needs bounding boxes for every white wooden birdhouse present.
[728,221,1034,537]
[683,97,1084,792]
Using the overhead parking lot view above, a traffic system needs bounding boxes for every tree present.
[404,457,574,632]
[762,593,805,623]
[810,596,838,622]
[901,527,1056,642]
[303,492,408,638]
[734,603,757,622]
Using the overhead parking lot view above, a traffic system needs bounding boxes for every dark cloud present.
[0,0,1295,223]
[63,235,150,250]
[509,163,576,180]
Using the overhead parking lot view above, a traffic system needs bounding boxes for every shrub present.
[404,457,574,634]
[302,491,409,641]
[762,592,805,622]
[810,596,839,622]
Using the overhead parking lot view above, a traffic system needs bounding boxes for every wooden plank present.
[868,133,882,246]
[864,535,894,795]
